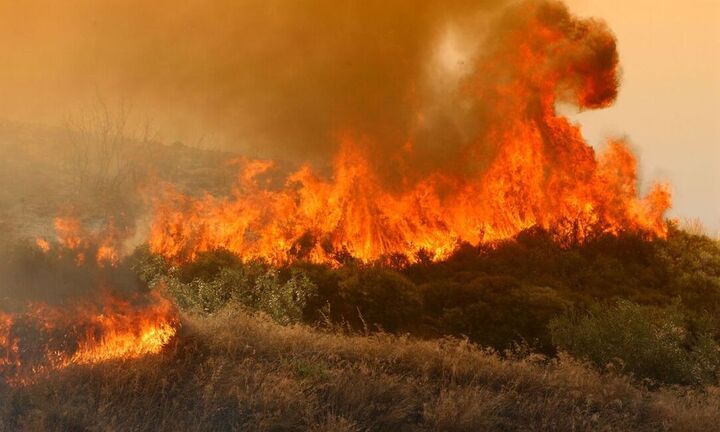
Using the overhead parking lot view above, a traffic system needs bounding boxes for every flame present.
[0,291,178,386]
[148,1,671,266]
[49,216,122,266]
[68,292,177,365]
[35,238,50,252]
[54,217,85,250]
[1,219,178,386]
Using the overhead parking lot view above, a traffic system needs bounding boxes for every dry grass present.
[1,309,718,431]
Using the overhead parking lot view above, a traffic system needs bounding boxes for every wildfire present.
[40,216,123,266]
[148,1,671,266]
[2,221,179,386]
[0,291,177,386]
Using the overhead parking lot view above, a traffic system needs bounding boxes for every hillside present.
[1,225,719,431]
[0,120,237,242]
[1,122,719,431]
[2,309,718,432]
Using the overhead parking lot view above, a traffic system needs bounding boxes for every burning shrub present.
[0,237,179,386]
[549,300,720,386]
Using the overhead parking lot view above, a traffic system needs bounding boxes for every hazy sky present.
[566,0,720,231]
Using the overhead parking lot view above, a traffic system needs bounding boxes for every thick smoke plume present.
[148,1,671,265]
[0,0,506,166]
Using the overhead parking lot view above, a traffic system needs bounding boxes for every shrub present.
[254,269,317,325]
[549,300,720,385]
[177,249,243,283]
[165,267,248,313]
[128,227,720,353]
[438,281,569,351]
[132,246,318,323]
[337,267,421,332]
[130,245,170,287]
[165,264,317,325]
[656,225,720,314]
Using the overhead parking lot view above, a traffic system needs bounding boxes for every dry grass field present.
[2,309,718,432]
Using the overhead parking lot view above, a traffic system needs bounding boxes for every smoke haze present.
[0,0,512,166]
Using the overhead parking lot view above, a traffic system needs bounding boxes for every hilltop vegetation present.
[132,224,720,386]
[2,224,718,430]
[2,121,719,430]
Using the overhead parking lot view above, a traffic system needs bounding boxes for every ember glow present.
[149,2,671,265]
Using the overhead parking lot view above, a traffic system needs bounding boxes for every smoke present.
[145,1,672,266]
[0,1,671,298]
[0,0,508,166]
[0,240,141,307]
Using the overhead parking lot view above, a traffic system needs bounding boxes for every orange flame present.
[0,291,178,386]
[3,219,178,386]
[148,1,671,266]
[34,238,50,252]
[48,216,122,266]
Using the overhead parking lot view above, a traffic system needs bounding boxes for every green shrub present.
[177,249,243,283]
[132,246,318,323]
[166,267,248,313]
[337,267,422,332]
[656,225,720,314]
[438,281,569,351]
[129,245,170,287]
[549,300,720,385]
[254,269,317,325]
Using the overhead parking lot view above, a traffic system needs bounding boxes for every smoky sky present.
[0,0,513,166]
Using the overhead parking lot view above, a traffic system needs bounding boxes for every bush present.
[336,267,422,332]
[166,267,248,313]
[129,245,169,286]
[253,269,317,325]
[549,300,720,385]
[437,280,569,351]
[157,249,317,324]
[129,227,720,358]
[656,225,720,314]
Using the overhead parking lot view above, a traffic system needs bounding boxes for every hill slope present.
[2,310,718,432]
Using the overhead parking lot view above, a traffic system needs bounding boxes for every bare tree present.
[62,98,156,211]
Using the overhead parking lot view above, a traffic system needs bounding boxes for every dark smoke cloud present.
[0,0,506,166]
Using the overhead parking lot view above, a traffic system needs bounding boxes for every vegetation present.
[130,226,720,384]
[2,123,720,430]
[550,300,720,385]
[2,310,718,431]
[1,219,719,431]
